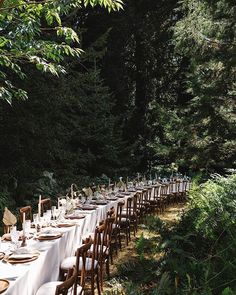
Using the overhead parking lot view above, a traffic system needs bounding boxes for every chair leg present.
[91,275,95,295]
[100,263,104,291]
[106,257,110,279]
[96,270,101,295]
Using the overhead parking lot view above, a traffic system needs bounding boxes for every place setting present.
[2,247,40,264]
[36,230,63,241]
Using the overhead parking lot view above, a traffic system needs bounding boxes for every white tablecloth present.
[0,182,190,295]
[0,198,122,295]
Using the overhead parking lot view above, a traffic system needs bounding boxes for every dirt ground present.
[102,202,186,294]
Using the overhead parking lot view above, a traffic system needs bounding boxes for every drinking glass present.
[54,209,59,220]
[46,209,52,220]
[10,226,19,249]
[25,220,31,238]
[51,206,56,219]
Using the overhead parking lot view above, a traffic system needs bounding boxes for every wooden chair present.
[97,217,115,289]
[19,206,32,223]
[173,180,181,203]
[36,266,82,295]
[159,184,168,212]
[148,184,162,213]
[61,227,103,295]
[181,179,190,200]
[109,202,123,257]
[128,195,138,237]
[121,196,138,240]
[143,187,153,215]
[40,198,52,215]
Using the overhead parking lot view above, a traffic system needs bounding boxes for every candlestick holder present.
[21,235,27,247]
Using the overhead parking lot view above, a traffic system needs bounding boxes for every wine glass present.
[25,220,31,238]
[10,226,20,250]
[51,206,56,220]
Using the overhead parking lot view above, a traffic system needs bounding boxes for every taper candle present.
[22,212,26,236]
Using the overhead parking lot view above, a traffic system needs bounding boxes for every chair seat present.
[36,281,83,295]
[120,217,130,223]
[89,244,108,255]
[112,223,120,229]
[61,256,98,271]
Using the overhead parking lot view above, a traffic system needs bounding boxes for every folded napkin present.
[38,230,58,237]
[3,207,17,226]
[116,180,126,190]
[82,187,93,197]
[10,253,35,260]
[11,247,39,259]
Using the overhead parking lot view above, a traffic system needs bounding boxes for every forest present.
[0,0,235,201]
[0,0,235,294]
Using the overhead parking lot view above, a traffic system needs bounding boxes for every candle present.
[22,212,26,236]
[58,197,60,209]
[38,203,41,217]
[137,173,140,182]
[126,176,129,184]
[38,195,41,217]
[108,178,111,187]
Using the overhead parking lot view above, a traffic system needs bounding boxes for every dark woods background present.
[0,0,235,206]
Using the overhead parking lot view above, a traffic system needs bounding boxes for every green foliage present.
[117,175,236,295]
[0,0,123,102]
[0,31,125,193]
[158,174,236,294]
[172,0,236,171]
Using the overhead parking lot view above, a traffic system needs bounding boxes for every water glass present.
[25,220,31,237]
[51,206,56,219]
[46,209,52,220]
[10,226,19,249]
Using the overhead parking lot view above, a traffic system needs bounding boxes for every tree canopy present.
[0,0,235,195]
[0,0,123,103]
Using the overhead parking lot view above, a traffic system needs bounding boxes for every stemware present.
[51,206,56,219]
[10,226,20,250]
[25,220,31,238]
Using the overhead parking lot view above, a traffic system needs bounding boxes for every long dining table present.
[0,180,190,295]
[0,192,133,295]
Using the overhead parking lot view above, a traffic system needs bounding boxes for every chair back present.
[106,207,115,218]
[55,267,78,295]
[160,184,168,196]
[169,181,174,194]
[115,201,125,225]
[75,240,93,294]
[176,180,181,193]
[103,217,115,248]
[182,180,188,192]
[40,198,51,214]
[19,206,32,223]
[153,185,161,200]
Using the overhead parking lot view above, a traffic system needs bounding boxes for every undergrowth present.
[105,174,236,295]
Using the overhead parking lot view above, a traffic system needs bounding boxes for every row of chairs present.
[3,180,190,294]
[37,216,115,295]
[51,181,190,294]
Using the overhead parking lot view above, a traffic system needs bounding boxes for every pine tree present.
[173,0,236,172]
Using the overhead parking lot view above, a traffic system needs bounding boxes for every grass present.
[103,203,186,295]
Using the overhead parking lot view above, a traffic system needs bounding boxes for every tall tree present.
[79,0,180,173]
[0,32,124,190]
[173,0,236,172]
